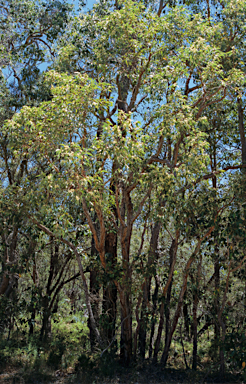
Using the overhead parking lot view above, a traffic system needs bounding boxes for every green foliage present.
[0,0,246,381]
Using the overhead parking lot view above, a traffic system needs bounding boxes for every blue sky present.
[70,0,96,12]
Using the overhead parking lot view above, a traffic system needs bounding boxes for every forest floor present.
[1,319,244,383]
[0,332,243,384]
[0,364,244,384]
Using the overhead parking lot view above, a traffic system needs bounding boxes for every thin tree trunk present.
[139,222,161,359]
[214,257,220,355]
[138,283,148,359]
[219,320,226,379]
[164,262,173,353]
[29,262,37,336]
[192,254,202,370]
[134,293,142,358]
[161,271,189,366]
[31,218,104,349]
[148,275,159,359]
[89,232,100,351]
[192,293,198,370]
[180,320,189,370]
[183,299,190,340]
[153,235,178,364]
[103,231,117,348]
[119,192,133,365]
[97,109,118,349]
[160,233,212,366]
[211,152,220,360]
[217,259,233,380]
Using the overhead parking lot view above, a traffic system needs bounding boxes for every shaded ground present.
[0,364,243,384]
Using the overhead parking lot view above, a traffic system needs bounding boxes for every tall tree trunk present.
[89,268,100,350]
[87,218,101,351]
[214,256,220,356]
[192,293,198,370]
[119,192,133,365]
[40,242,59,342]
[164,262,173,355]
[119,288,132,365]
[138,282,148,359]
[29,261,37,335]
[217,266,232,380]
[148,275,159,359]
[87,223,101,352]
[97,104,118,350]
[183,299,190,340]
[103,230,117,348]
[192,255,202,370]
[117,65,132,365]
[211,148,220,361]
[153,235,178,364]
[139,222,161,359]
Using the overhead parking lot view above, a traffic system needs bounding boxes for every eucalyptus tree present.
[1,0,246,374]
[0,0,72,335]
[5,0,245,366]
[187,0,246,373]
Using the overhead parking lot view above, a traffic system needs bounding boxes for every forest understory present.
[0,321,245,384]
